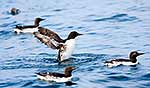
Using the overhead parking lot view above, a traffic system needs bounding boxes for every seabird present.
[36,66,75,82]
[104,51,144,67]
[33,27,82,62]
[10,8,20,15]
[14,18,45,34]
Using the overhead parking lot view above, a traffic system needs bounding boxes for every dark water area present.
[0,0,150,88]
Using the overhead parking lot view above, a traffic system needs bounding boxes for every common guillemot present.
[10,8,20,15]
[33,27,82,62]
[14,18,45,34]
[36,66,75,82]
[104,51,144,67]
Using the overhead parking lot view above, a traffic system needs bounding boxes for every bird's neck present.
[64,71,72,77]
[34,21,40,27]
[130,56,137,63]
[66,35,76,40]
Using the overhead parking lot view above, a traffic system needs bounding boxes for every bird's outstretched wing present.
[33,27,64,49]
[34,32,60,49]
[38,27,64,43]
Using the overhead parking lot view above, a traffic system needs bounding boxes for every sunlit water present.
[0,0,150,88]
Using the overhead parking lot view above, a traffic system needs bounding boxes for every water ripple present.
[0,21,17,28]
[0,0,150,88]
[107,86,123,88]
[139,73,150,81]
[107,75,131,81]
[52,9,65,12]
[91,13,138,22]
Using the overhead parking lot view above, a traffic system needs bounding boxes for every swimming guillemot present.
[10,8,20,15]
[14,18,45,34]
[33,27,82,62]
[36,66,75,82]
[104,51,144,67]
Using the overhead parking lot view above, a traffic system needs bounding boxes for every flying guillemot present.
[33,27,82,62]
[14,18,45,34]
[104,51,144,67]
[36,66,75,82]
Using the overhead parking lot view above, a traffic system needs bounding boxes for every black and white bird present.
[33,27,82,62]
[14,18,45,34]
[36,66,75,82]
[104,51,144,67]
[10,8,20,15]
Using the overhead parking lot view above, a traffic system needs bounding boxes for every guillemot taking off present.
[36,66,75,82]
[14,18,45,34]
[104,51,144,68]
[33,27,82,62]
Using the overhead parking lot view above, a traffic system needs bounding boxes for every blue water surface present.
[0,0,150,88]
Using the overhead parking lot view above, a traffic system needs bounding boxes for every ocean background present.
[0,0,150,88]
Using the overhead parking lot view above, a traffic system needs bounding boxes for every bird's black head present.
[129,51,144,62]
[64,66,75,77]
[36,18,45,22]
[34,18,45,26]
[67,31,83,39]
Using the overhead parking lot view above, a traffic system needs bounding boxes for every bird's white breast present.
[105,61,138,68]
[60,39,75,61]
[14,27,38,34]
[121,61,138,65]
[37,75,72,82]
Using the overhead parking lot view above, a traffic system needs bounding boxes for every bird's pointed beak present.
[41,18,45,21]
[77,33,83,36]
[138,53,144,56]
